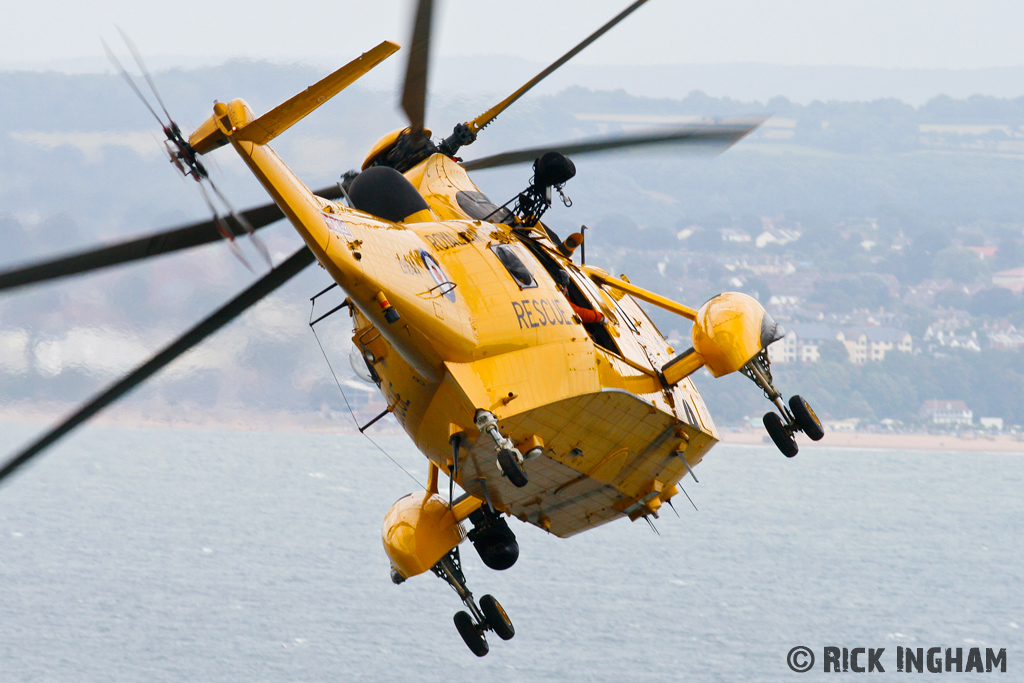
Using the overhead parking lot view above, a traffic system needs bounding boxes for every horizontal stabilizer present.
[235,40,399,145]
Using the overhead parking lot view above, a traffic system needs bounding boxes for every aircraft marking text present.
[423,229,480,252]
[397,251,424,275]
[512,298,575,329]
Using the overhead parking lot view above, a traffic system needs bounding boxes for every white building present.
[980,417,1004,431]
[919,400,973,426]
[838,327,913,364]
[769,323,839,364]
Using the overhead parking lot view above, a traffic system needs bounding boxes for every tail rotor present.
[103,31,270,269]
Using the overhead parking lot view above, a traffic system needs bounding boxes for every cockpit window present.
[456,191,514,224]
[490,244,537,289]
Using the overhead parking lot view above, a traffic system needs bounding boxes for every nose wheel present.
[475,410,529,488]
[431,546,516,656]
[742,351,825,457]
[496,447,529,487]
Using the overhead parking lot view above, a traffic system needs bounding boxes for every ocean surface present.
[1,420,1021,682]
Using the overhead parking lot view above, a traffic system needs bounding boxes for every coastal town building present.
[754,226,801,248]
[966,246,998,261]
[825,418,860,432]
[769,324,915,365]
[720,228,751,243]
[838,327,913,364]
[919,400,973,426]
[986,324,1024,351]
[903,279,953,307]
[980,417,1004,431]
[923,326,982,352]
[993,267,1024,294]
[769,323,838,364]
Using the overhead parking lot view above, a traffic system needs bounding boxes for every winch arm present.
[580,266,697,321]
[579,267,786,388]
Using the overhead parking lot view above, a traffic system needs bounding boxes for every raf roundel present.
[419,249,456,302]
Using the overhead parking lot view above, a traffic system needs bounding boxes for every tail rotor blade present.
[193,178,254,272]
[102,38,165,130]
[209,179,272,270]
[0,247,316,487]
[208,178,273,268]
[116,25,175,126]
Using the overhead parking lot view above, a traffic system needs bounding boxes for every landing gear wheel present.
[480,594,515,640]
[789,395,824,441]
[454,611,489,656]
[497,448,529,488]
[764,411,798,458]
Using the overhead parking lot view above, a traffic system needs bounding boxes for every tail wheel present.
[480,594,515,641]
[789,395,824,441]
[763,412,798,458]
[497,448,529,488]
[454,611,489,657]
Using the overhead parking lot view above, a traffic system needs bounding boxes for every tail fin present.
[189,40,399,153]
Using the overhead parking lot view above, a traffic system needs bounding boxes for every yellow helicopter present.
[0,0,824,657]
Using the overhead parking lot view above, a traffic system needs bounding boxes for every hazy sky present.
[5,0,1024,71]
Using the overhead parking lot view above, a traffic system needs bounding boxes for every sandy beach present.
[722,429,1024,452]
[0,403,407,436]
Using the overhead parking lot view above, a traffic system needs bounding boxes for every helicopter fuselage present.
[220,100,718,538]
[0,3,824,659]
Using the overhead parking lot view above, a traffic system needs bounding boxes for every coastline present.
[721,429,1024,453]
[3,404,1022,452]
[0,403,407,437]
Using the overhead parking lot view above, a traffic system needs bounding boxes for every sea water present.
[0,421,1021,682]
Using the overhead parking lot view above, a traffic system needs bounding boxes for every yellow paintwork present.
[382,462,483,579]
[189,41,399,154]
[362,129,404,169]
[692,292,770,377]
[582,267,697,321]
[661,349,706,385]
[237,41,399,145]
[614,478,675,521]
[383,491,466,579]
[187,51,776,562]
[361,127,432,170]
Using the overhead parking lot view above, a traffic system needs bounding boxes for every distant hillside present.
[438,59,1024,106]
[2,63,1024,423]
[9,56,1024,105]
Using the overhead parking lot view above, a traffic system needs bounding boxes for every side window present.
[491,244,537,289]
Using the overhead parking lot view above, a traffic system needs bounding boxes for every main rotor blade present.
[0,246,316,487]
[465,0,649,136]
[0,184,342,293]
[461,121,764,171]
[400,0,434,134]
